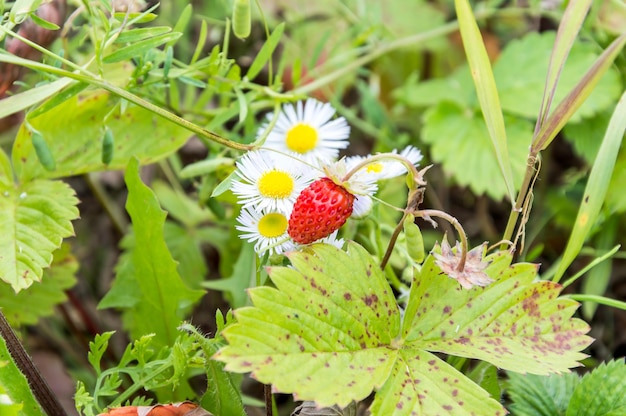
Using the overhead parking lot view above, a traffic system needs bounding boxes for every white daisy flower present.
[236,207,295,256]
[231,150,314,214]
[260,99,350,165]
[351,195,373,219]
[345,145,423,184]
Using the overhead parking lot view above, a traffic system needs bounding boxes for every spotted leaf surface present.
[405,252,592,375]
[0,179,79,292]
[216,243,590,415]
[216,242,400,408]
[371,349,505,415]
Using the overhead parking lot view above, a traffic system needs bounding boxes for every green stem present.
[501,153,539,246]
[0,55,253,152]
[380,210,409,270]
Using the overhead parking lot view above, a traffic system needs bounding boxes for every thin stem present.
[264,384,273,416]
[418,209,469,271]
[380,211,409,270]
[0,55,253,152]
[501,153,539,247]
[0,311,67,416]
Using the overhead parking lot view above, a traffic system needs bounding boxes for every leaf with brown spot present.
[404,252,592,375]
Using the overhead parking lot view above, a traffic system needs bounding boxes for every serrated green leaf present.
[567,360,626,416]
[215,243,400,408]
[197,337,246,416]
[103,32,182,63]
[87,331,115,376]
[0,180,79,292]
[0,78,74,119]
[112,158,204,347]
[371,349,504,415]
[13,91,192,181]
[406,253,592,375]
[494,31,621,122]
[507,371,580,416]
[553,90,626,282]
[246,23,285,81]
[0,338,44,416]
[0,243,77,326]
[422,102,531,199]
[455,0,515,202]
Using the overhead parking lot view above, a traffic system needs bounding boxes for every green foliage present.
[506,360,626,416]
[422,102,531,199]
[567,359,626,415]
[0,244,77,326]
[0,172,79,292]
[97,158,204,348]
[13,91,193,182]
[0,337,44,416]
[506,371,580,416]
[216,243,590,414]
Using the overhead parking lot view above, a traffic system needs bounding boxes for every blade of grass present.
[553,88,626,283]
[567,294,626,312]
[454,0,515,202]
[246,23,285,81]
[533,32,626,152]
[535,0,593,134]
[0,78,73,119]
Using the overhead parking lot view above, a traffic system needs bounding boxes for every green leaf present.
[406,252,592,375]
[217,243,591,414]
[370,349,504,415]
[467,361,501,400]
[553,89,626,282]
[422,102,531,200]
[87,331,115,376]
[152,180,213,228]
[533,32,626,151]
[393,67,475,109]
[0,78,74,119]
[202,242,255,308]
[566,360,626,416]
[606,147,626,214]
[494,31,621,122]
[246,23,285,81]
[163,222,208,290]
[0,148,12,185]
[506,371,580,416]
[454,0,515,202]
[0,243,77,326]
[13,91,192,181]
[0,338,44,416]
[111,158,204,347]
[534,0,593,127]
[193,334,246,416]
[103,32,182,63]
[215,243,400,408]
[0,180,79,292]
[114,26,173,43]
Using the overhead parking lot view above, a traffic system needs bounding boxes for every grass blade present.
[553,88,626,282]
[454,0,515,202]
[246,22,285,81]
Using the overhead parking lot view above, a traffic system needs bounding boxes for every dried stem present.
[0,310,67,416]
[417,209,469,272]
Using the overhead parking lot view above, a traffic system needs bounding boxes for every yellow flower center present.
[258,213,288,238]
[365,162,384,174]
[258,170,294,198]
[285,123,318,154]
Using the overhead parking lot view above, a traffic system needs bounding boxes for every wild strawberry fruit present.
[288,177,355,244]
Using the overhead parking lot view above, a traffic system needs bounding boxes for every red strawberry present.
[288,177,355,244]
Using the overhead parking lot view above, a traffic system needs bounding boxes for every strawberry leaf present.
[216,243,591,415]
[407,253,592,375]
[0,179,79,292]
